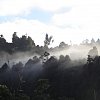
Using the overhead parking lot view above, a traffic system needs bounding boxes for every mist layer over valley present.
[0,33,99,66]
[0,33,100,100]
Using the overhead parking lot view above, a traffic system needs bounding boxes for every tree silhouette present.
[44,33,53,48]
[59,42,68,48]
[0,63,9,72]
[27,36,35,48]
[0,85,12,100]
[88,46,98,58]
[96,39,100,44]
[0,34,3,38]
[40,52,50,63]
[34,79,50,100]
[91,38,95,45]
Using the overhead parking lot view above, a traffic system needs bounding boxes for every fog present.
[0,42,100,100]
[0,51,40,67]
[0,43,100,69]
[50,45,93,60]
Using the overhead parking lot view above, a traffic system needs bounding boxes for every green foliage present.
[33,79,51,100]
[0,85,30,100]
[0,85,12,100]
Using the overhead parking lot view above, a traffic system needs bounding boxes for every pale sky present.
[0,0,100,46]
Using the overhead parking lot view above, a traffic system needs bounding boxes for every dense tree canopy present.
[0,32,100,100]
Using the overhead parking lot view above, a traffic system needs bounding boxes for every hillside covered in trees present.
[0,32,100,54]
[0,33,100,100]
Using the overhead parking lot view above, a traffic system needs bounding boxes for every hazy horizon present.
[0,0,100,47]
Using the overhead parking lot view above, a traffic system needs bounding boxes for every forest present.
[0,33,100,100]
